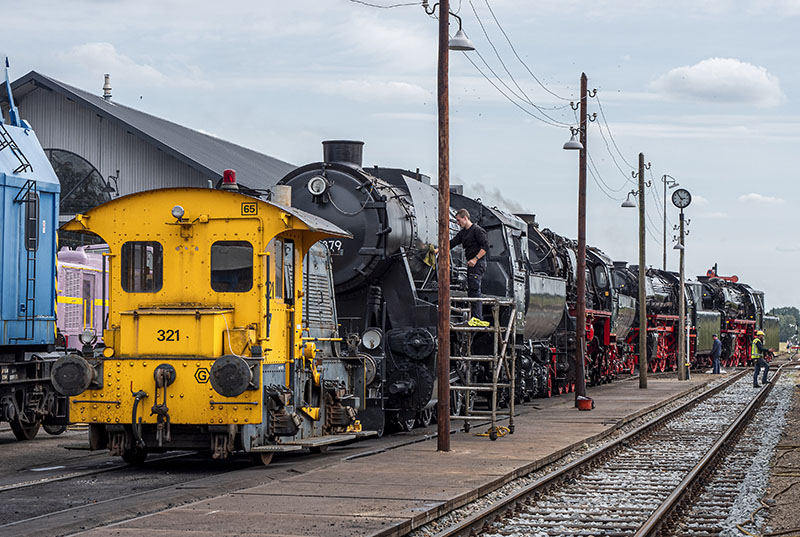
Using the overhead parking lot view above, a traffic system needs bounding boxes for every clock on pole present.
[671,188,691,209]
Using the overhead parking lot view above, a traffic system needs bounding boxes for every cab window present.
[268,238,284,299]
[211,241,253,292]
[283,240,295,304]
[121,241,163,292]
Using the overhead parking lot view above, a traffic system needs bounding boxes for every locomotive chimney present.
[102,74,112,101]
[322,140,364,168]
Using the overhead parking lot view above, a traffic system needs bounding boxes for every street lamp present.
[622,155,649,389]
[563,128,583,150]
[422,0,475,452]
[562,73,592,407]
[661,175,679,270]
[621,190,637,208]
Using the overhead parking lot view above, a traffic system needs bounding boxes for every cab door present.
[265,237,295,367]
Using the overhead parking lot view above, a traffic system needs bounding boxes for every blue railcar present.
[0,59,66,440]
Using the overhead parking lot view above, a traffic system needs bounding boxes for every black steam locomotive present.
[278,141,641,433]
[279,140,780,435]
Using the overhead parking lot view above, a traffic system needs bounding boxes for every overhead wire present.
[594,92,637,169]
[593,118,637,185]
[346,0,419,7]
[462,53,573,129]
[481,0,573,102]
[426,4,576,129]
[648,168,675,229]
[379,0,662,246]
[587,151,628,195]
[587,157,625,202]
[467,0,574,115]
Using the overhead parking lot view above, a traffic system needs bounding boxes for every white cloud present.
[57,43,167,86]
[372,112,437,121]
[738,192,785,204]
[650,58,785,108]
[700,211,729,219]
[694,194,709,206]
[317,80,431,103]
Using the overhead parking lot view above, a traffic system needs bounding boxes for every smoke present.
[460,182,528,214]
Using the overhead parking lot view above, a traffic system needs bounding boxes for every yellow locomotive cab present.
[51,187,366,463]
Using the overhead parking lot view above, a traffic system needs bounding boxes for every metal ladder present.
[449,296,516,439]
[11,180,38,341]
[0,123,33,174]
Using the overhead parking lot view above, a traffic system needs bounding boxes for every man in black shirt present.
[450,208,489,324]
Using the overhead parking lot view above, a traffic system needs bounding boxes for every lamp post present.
[671,188,691,380]
[563,73,591,406]
[661,174,678,270]
[622,154,648,389]
[422,0,475,453]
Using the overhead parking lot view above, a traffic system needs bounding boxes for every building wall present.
[17,87,211,196]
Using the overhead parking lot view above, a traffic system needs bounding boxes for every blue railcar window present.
[211,241,253,292]
[24,192,39,251]
[121,242,163,292]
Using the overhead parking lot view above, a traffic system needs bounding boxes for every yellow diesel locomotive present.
[51,182,367,464]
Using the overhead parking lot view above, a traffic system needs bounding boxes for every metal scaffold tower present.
[449,296,516,440]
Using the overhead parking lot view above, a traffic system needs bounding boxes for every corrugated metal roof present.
[3,71,295,190]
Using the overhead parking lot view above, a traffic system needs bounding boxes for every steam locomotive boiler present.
[446,199,566,402]
[279,141,444,433]
[526,225,631,389]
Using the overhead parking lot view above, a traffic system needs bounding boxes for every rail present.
[634,362,787,536]
[430,368,762,537]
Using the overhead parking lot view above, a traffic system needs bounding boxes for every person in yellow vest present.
[751,330,771,387]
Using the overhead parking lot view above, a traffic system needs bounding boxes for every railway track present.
[429,366,787,537]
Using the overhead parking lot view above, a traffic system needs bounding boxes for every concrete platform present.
[76,373,717,537]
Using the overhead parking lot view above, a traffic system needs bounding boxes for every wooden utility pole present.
[663,177,668,271]
[574,73,588,404]
[638,153,648,389]
[436,0,451,452]
[677,210,687,380]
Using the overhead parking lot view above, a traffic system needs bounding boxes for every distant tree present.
[768,307,800,341]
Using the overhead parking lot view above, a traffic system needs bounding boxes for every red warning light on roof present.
[221,169,239,191]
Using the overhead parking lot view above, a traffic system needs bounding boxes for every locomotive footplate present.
[250,432,374,452]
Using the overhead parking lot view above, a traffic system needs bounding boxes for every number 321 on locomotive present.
[157,329,180,342]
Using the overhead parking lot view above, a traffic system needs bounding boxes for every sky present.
[6,0,800,308]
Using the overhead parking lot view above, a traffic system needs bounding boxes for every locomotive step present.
[281,434,358,446]
[450,354,510,362]
[250,433,364,452]
[459,409,515,416]
[249,445,304,453]
[450,414,513,421]
[450,325,509,333]
[450,383,512,390]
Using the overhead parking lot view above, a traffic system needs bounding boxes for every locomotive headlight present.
[307,176,328,196]
[78,328,97,346]
[361,328,382,350]
[171,205,185,221]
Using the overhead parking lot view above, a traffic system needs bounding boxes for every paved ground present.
[72,373,715,537]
